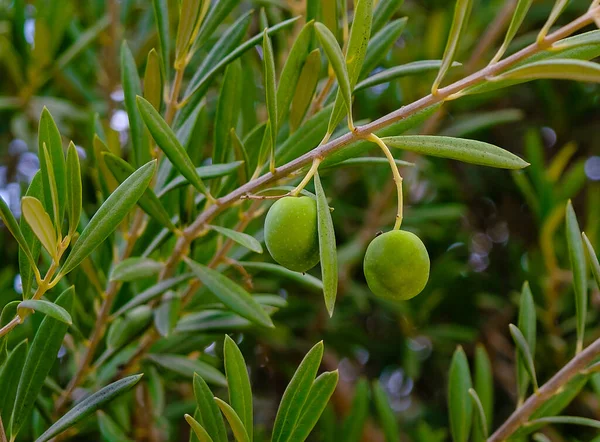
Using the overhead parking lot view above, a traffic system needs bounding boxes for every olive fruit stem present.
[365,133,403,230]
[291,157,322,196]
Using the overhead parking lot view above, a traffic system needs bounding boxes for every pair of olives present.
[264,196,430,301]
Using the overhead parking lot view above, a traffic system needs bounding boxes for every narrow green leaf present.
[313,171,337,317]
[11,287,74,437]
[538,0,569,43]
[439,109,524,138]
[263,29,278,168]
[356,60,459,91]
[382,135,529,169]
[137,96,210,197]
[315,23,353,124]
[19,172,44,299]
[192,0,241,52]
[0,340,28,429]
[65,142,82,236]
[468,389,488,441]
[230,130,250,184]
[144,48,163,111]
[107,306,153,350]
[321,0,338,38]
[372,0,404,34]
[360,17,407,78]
[473,344,493,436]
[60,160,156,276]
[0,302,19,365]
[372,381,400,442]
[148,354,226,386]
[35,375,143,442]
[497,59,600,83]
[184,258,274,328]
[121,41,152,167]
[0,188,36,272]
[214,59,242,165]
[175,0,205,63]
[214,398,250,442]
[290,49,321,132]
[566,200,588,353]
[110,257,163,282]
[240,261,323,292]
[154,292,180,337]
[277,21,314,125]
[448,346,473,442]
[224,336,253,440]
[18,300,72,324]
[272,341,324,442]
[583,233,600,288]
[111,274,193,317]
[328,0,373,131]
[102,152,176,231]
[509,324,538,391]
[21,196,57,257]
[322,157,413,169]
[97,411,133,442]
[492,0,533,62]
[185,414,215,442]
[193,374,228,442]
[158,162,244,197]
[517,282,537,401]
[288,370,339,441]
[432,0,472,93]
[208,225,262,254]
[55,16,110,70]
[341,379,369,442]
[152,0,170,81]
[526,416,600,430]
[38,107,66,225]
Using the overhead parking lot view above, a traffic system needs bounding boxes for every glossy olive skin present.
[264,196,320,272]
[364,230,430,300]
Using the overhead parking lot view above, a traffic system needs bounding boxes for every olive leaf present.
[290,49,321,132]
[372,0,404,35]
[107,306,152,350]
[175,0,208,63]
[214,398,250,442]
[341,379,369,442]
[509,324,538,392]
[21,196,57,258]
[287,370,339,442]
[208,225,263,254]
[137,96,211,198]
[38,108,66,225]
[184,258,274,328]
[191,0,241,53]
[432,0,472,93]
[382,135,529,169]
[355,60,460,91]
[566,201,588,353]
[517,282,537,402]
[360,17,407,79]
[17,300,72,324]
[121,41,152,167]
[148,354,227,387]
[157,161,244,197]
[313,171,337,317]
[214,59,242,165]
[0,186,36,273]
[468,389,488,442]
[538,0,569,42]
[448,346,473,442]
[372,380,400,442]
[59,160,156,276]
[272,341,323,442]
[223,336,253,440]
[583,233,600,288]
[144,48,162,111]
[110,257,164,282]
[185,414,214,442]
[102,152,177,231]
[97,411,133,442]
[194,373,228,442]
[19,171,44,299]
[321,0,338,37]
[262,29,278,170]
[152,0,170,81]
[492,0,533,62]
[314,23,353,126]
[65,142,82,237]
[496,59,600,83]
[11,287,74,437]
[239,261,323,292]
[0,339,28,429]
[153,292,180,337]
[36,375,143,442]
[473,344,493,438]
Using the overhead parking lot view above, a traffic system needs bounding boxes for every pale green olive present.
[264,196,320,272]
[363,230,430,300]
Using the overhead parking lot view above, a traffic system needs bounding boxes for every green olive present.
[363,230,430,300]
[264,196,320,272]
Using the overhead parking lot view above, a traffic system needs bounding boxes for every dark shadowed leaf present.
[223,336,252,440]
[341,379,369,442]
[448,346,473,442]
[372,380,400,442]
[509,324,538,392]
[566,200,587,353]
[110,257,163,282]
[517,282,537,402]
[468,389,488,442]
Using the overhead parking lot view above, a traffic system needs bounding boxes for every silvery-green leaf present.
[509,324,538,392]
[18,300,72,324]
[360,17,406,78]
[110,257,163,282]
[214,398,249,442]
[224,336,253,440]
[208,225,263,254]
[448,346,473,442]
[148,354,226,387]
[372,0,404,34]
[193,373,227,442]
[290,49,321,132]
[213,59,242,165]
[492,0,533,62]
[496,59,600,83]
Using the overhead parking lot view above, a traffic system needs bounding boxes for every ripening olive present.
[363,230,430,300]
[264,196,320,272]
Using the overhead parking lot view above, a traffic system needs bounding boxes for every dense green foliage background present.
[0,0,599,441]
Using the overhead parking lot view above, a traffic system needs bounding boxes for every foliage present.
[0,0,599,441]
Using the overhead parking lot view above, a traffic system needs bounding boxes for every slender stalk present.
[160,7,598,281]
[165,66,185,125]
[488,335,600,441]
[290,158,322,196]
[365,134,403,230]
